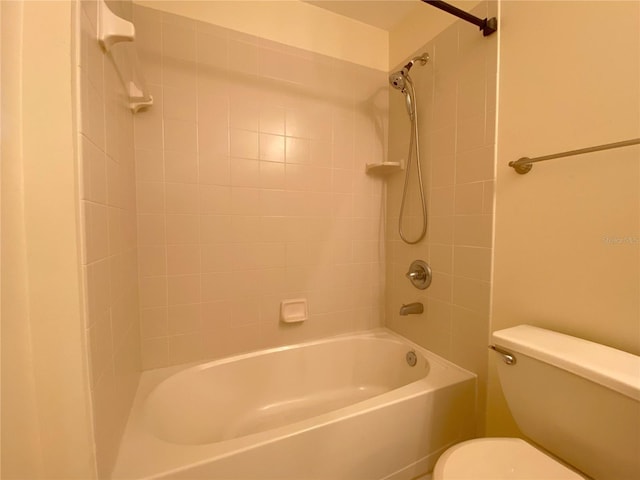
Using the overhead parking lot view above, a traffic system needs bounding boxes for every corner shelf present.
[97,0,153,113]
[365,161,403,176]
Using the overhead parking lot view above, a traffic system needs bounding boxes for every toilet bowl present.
[432,325,640,480]
[433,438,585,479]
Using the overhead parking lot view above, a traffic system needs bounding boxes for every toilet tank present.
[492,325,640,480]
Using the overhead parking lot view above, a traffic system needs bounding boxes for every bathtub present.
[112,329,476,479]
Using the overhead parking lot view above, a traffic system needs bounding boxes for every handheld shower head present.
[404,88,414,119]
[389,53,429,119]
[388,71,415,118]
[389,71,406,90]
[388,53,429,91]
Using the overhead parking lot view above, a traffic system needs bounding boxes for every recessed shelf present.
[365,161,403,175]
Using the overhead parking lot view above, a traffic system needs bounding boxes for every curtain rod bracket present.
[421,1,497,37]
[482,17,498,37]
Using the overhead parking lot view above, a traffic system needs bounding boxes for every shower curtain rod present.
[421,0,497,36]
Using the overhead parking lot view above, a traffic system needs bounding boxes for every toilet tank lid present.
[492,325,640,401]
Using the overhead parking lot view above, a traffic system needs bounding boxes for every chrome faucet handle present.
[406,270,426,281]
[405,260,432,290]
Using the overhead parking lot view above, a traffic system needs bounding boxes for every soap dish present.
[280,299,308,323]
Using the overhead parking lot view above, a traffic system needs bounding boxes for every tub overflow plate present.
[406,350,417,367]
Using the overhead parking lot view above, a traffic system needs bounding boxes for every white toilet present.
[434,325,640,480]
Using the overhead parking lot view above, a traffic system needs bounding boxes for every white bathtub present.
[112,329,476,479]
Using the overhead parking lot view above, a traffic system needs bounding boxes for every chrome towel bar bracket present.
[489,345,517,365]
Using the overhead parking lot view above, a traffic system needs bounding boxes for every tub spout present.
[399,302,423,315]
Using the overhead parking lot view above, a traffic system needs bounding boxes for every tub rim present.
[141,328,472,388]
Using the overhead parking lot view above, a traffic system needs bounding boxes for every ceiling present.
[304,0,423,31]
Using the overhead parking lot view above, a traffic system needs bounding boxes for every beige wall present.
[1,0,143,477]
[134,0,388,71]
[389,0,482,68]
[135,0,485,72]
[1,2,44,477]
[1,1,96,477]
[385,1,498,435]
[133,5,387,369]
[489,0,640,435]
[77,0,142,475]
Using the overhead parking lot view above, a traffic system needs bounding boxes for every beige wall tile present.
[454,182,484,215]
[84,202,110,263]
[140,307,169,338]
[141,337,169,369]
[427,272,453,303]
[198,124,229,156]
[260,161,286,190]
[199,185,232,215]
[163,84,196,121]
[135,149,164,183]
[454,214,492,248]
[139,276,167,308]
[137,214,166,245]
[201,272,235,303]
[82,137,108,202]
[164,119,197,153]
[452,276,490,315]
[454,246,491,282]
[430,186,455,216]
[231,158,261,187]
[136,181,165,214]
[167,245,201,275]
[259,134,285,163]
[165,150,197,184]
[134,108,162,150]
[457,112,486,153]
[230,128,259,159]
[259,105,285,136]
[431,155,456,188]
[134,6,387,369]
[201,243,234,272]
[76,1,142,472]
[165,182,199,214]
[168,304,202,334]
[138,245,167,277]
[168,333,205,364]
[456,145,494,184]
[429,244,453,274]
[167,274,201,305]
[199,153,231,186]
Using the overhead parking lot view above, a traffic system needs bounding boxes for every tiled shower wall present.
[78,0,141,475]
[385,2,497,434]
[133,6,388,369]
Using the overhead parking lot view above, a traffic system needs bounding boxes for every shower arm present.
[421,0,497,37]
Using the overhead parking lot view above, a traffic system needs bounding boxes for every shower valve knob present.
[406,271,426,281]
[405,260,432,290]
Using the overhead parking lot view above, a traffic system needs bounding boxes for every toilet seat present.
[433,438,586,479]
